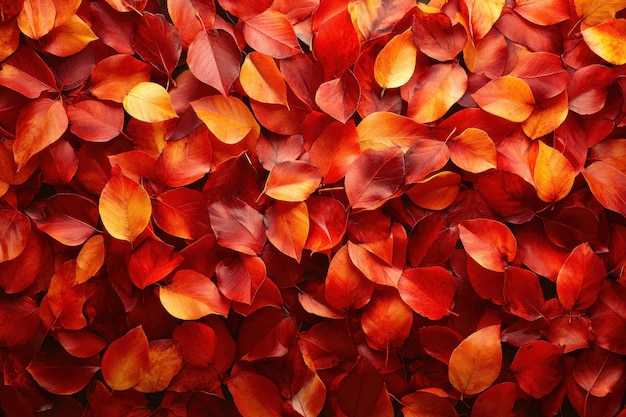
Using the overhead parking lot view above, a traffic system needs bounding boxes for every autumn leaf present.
[402,391,459,417]
[448,128,497,173]
[240,52,288,106]
[449,325,502,397]
[134,339,183,393]
[471,76,535,122]
[191,95,260,144]
[532,141,576,203]
[582,161,626,217]
[459,219,517,272]
[264,201,309,262]
[399,267,457,320]
[556,242,606,312]
[374,29,417,89]
[262,161,322,202]
[101,326,150,391]
[123,81,178,123]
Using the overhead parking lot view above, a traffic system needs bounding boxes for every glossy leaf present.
[128,238,183,289]
[309,120,360,184]
[304,196,347,253]
[101,326,150,391]
[583,161,626,217]
[448,128,496,173]
[123,81,178,123]
[17,0,55,39]
[262,161,321,202]
[0,204,32,262]
[75,235,105,285]
[324,245,373,312]
[131,12,181,78]
[374,29,417,89]
[533,141,576,203]
[67,100,124,142]
[155,126,212,187]
[472,76,535,122]
[89,54,152,102]
[514,0,570,25]
[449,325,502,396]
[406,171,461,210]
[459,219,517,272]
[152,188,212,240]
[159,270,230,320]
[315,70,360,124]
[167,0,216,47]
[399,266,457,320]
[361,290,413,353]
[413,9,466,62]
[510,341,564,398]
[264,201,309,262]
[240,52,288,106]
[27,346,99,395]
[357,112,433,153]
[99,172,151,243]
[460,0,505,40]
[191,95,260,144]
[556,242,606,312]
[242,9,301,59]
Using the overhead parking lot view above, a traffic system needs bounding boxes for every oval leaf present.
[556,242,606,312]
[459,218,517,272]
[123,81,178,123]
[374,29,417,89]
[191,95,260,144]
[533,141,576,203]
[448,128,496,173]
[264,201,309,262]
[399,266,457,320]
[101,326,150,391]
[240,51,288,106]
[208,199,266,255]
[471,76,535,122]
[262,161,322,202]
[159,270,230,320]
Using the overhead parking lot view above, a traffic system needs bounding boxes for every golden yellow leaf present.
[581,19,626,65]
[574,0,626,28]
[41,14,98,57]
[123,82,178,123]
[374,29,417,89]
[75,235,105,285]
[191,95,260,144]
[240,52,288,106]
[522,91,569,139]
[533,141,576,203]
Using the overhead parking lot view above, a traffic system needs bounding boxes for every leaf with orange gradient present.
[0,204,31,263]
[75,235,105,285]
[208,199,266,255]
[361,290,413,353]
[123,82,178,123]
[398,266,457,320]
[573,347,624,397]
[159,270,230,320]
[557,242,606,312]
[14,98,68,169]
[240,52,288,106]
[99,172,152,243]
[89,55,152,102]
[264,201,309,262]
[374,29,417,89]
[402,391,459,417]
[191,95,260,144]
[0,19,19,61]
[583,161,626,217]
[17,0,55,39]
[324,245,374,312]
[305,196,347,253]
[460,0,505,40]
[404,139,450,183]
[459,218,517,272]
[357,112,433,152]
[40,14,97,57]
[155,126,212,188]
[413,8,466,62]
[134,339,183,393]
[167,0,216,47]
[315,70,361,124]
[1,0,24,21]
[227,371,283,417]
[582,19,626,65]
[574,0,626,28]
[187,29,241,96]
[128,238,184,289]
[590,139,626,173]
[242,9,301,59]
[532,141,576,203]
[345,147,405,211]
[448,128,496,173]
[67,100,124,143]
[101,326,149,391]
[406,171,460,210]
[262,161,322,202]
[472,76,535,122]
[522,91,569,139]
[514,0,570,25]
[153,188,212,240]
[407,63,467,124]
[449,325,502,397]
[216,254,266,305]
[309,120,360,184]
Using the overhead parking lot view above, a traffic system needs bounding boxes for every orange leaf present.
[123,81,178,123]
[17,0,55,39]
[227,371,283,417]
[167,0,216,47]
[75,235,105,285]
[399,267,457,320]
[315,70,361,124]
[532,141,576,203]
[357,111,434,152]
[324,245,374,312]
[67,100,124,143]
[460,0,505,40]
[448,128,496,173]
[304,196,347,253]
[14,98,68,169]
[413,8,466,62]
[152,188,212,240]
[101,326,149,391]
[402,391,459,417]
[448,325,502,397]
[0,19,19,61]
[309,120,360,184]
[262,161,322,202]
[574,0,626,28]
[240,52,288,106]
[208,199,266,255]
[264,201,309,262]
[582,18,626,65]
[242,9,301,59]
[589,139,626,173]
[361,290,413,352]
[159,270,230,320]
[583,161,626,217]
[89,55,152,103]
[128,238,184,289]
[191,95,260,144]
[216,254,266,305]
[0,204,31,263]
[521,91,569,139]
[471,76,535,122]
[407,62,467,123]
[514,0,570,25]
[459,218,517,272]
[374,29,417,89]
[98,172,152,243]
[134,339,183,393]
[556,243,606,312]
[406,171,460,210]
[105,0,147,13]
[40,14,97,57]
[155,125,212,187]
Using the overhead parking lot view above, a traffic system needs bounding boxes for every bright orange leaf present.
[75,235,105,285]
[17,0,55,39]
[448,128,496,173]
[191,95,260,144]
[583,161,626,217]
[123,81,178,123]
[89,55,152,102]
[460,0,505,40]
[459,218,517,272]
[101,326,150,391]
[158,270,230,320]
[216,254,266,305]
[40,14,97,57]
[374,29,417,89]
[357,111,434,152]
[262,161,322,202]
[582,19,626,65]
[574,0,626,28]
[522,91,569,139]
[406,171,460,210]
[532,141,576,203]
[471,76,535,122]
[309,120,360,184]
[134,339,183,393]
[324,245,374,312]
[448,325,502,397]
[514,0,570,25]
[361,290,413,353]
[240,52,288,106]
[264,201,309,262]
[556,242,606,312]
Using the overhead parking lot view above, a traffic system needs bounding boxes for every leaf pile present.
[1,0,626,416]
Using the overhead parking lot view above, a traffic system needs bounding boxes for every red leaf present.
[398,266,458,320]
[0,203,31,262]
[459,218,517,272]
[583,161,626,217]
[315,69,361,124]
[167,0,215,48]
[264,201,309,262]
[227,370,283,417]
[573,347,624,397]
[361,290,413,353]
[413,9,466,62]
[242,9,302,59]
[152,188,212,240]
[404,139,449,183]
[128,238,184,289]
[304,196,347,253]
[556,242,606,312]
[514,0,570,25]
[256,133,304,171]
[236,306,297,360]
[503,266,545,321]
[219,0,272,19]
[101,326,150,391]
[510,341,564,398]
[27,346,99,395]
[324,245,374,312]
[0,296,39,346]
[187,29,241,96]
[402,391,459,417]
[155,125,212,187]
[337,358,390,417]
[67,100,124,142]
[313,9,360,79]
[0,44,57,98]
[216,254,266,305]
[45,259,87,330]
[345,147,405,211]
[420,326,463,365]
[309,120,360,184]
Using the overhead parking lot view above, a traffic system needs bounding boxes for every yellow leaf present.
[123,82,178,123]
[191,95,260,144]
[574,0,626,28]
[533,141,576,203]
[99,173,152,243]
[240,52,288,106]
[461,0,505,40]
[449,325,502,397]
[374,29,417,89]
[582,19,626,65]
[472,76,535,122]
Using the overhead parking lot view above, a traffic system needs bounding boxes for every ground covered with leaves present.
[1,0,626,416]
